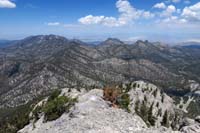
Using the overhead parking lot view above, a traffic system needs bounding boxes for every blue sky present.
[0,0,200,42]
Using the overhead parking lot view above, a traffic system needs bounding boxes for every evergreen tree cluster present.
[135,99,157,127]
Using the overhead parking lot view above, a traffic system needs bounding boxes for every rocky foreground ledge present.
[18,81,200,133]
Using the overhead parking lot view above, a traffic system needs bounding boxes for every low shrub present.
[103,86,121,104]
[103,86,131,112]
[32,90,77,122]
[48,89,61,101]
[116,93,131,113]
[32,105,43,121]
[43,96,77,121]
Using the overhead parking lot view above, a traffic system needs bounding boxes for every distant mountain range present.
[178,41,200,48]
[0,40,10,48]
[1,38,200,48]
[0,35,200,108]
[0,40,17,48]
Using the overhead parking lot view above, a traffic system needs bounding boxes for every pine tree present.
[148,102,156,126]
[161,95,165,103]
[140,100,148,123]
[157,108,162,117]
[135,100,140,115]
[144,95,147,102]
[156,102,159,108]
[171,112,180,130]
[133,83,137,88]
[153,89,157,97]
[161,110,169,128]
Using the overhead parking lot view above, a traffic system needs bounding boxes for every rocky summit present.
[16,81,200,133]
[18,89,147,133]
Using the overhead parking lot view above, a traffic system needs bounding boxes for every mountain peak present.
[135,40,150,47]
[24,34,68,42]
[101,38,124,45]
[13,35,69,48]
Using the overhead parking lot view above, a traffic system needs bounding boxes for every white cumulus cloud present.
[142,11,155,19]
[166,5,176,13]
[182,2,200,22]
[161,5,177,17]
[78,0,154,27]
[0,0,16,8]
[153,3,166,9]
[78,15,120,27]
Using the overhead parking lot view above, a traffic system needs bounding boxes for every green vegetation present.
[156,102,159,108]
[44,95,77,121]
[103,86,131,113]
[157,108,162,117]
[0,95,46,133]
[48,89,61,101]
[179,105,183,109]
[135,99,157,127]
[161,95,165,103]
[116,93,131,113]
[153,89,158,98]
[173,96,181,105]
[33,90,77,122]
[0,103,33,133]
[144,95,147,102]
[8,63,20,77]
[186,100,200,118]
[134,100,140,115]
[171,111,182,130]
[183,97,189,104]
[0,90,77,133]
[148,103,156,126]
[137,84,140,88]
[161,110,169,128]
[32,105,42,121]
[132,83,137,88]
[125,83,132,92]
[140,101,148,123]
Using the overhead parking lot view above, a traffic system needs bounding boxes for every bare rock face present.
[18,82,185,133]
[179,116,200,133]
[180,123,200,133]
[127,81,178,127]
[18,89,148,133]
[195,116,200,123]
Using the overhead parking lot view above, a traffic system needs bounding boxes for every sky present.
[0,0,200,42]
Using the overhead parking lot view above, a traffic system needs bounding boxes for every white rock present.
[18,89,148,133]
[180,124,200,133]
